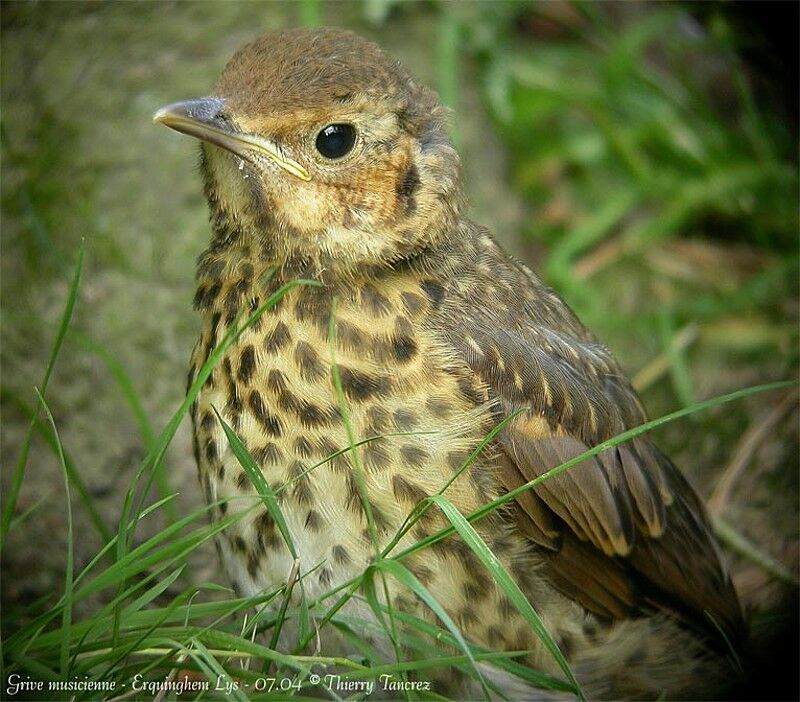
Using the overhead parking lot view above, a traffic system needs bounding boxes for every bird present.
[154,27,744,699]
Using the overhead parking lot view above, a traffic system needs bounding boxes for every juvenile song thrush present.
[155,27,744,698]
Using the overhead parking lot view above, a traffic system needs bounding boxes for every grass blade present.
[371,559,491,699]
[33,388,74,678]
[0,386,111,543]
[2,239,84,548]
[426,495,582,698]
[214,410,297,560]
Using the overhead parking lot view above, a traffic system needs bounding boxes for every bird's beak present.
[153,97,311,181]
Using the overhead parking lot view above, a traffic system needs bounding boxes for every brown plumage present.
[155,27,744,699]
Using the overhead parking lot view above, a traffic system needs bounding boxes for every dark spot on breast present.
[253,442,283,466]
[204,439,217,463]
[292,479,314,506]
[491,534,513,555]
[316,437,350,471]
[392,335,417,362]
[338,366,391,401]
[225,278,251,315]
[386,316,417,363]
[219,499,228,516]
[249,299,263,331]
[201,473,212,501]
[372,505,392,534]
[267,369,287,394]
[294,341,325,381]
[197,253,226,280]
[318,567,333,588]
[304,509,323,532]
[217,464,226,481]
[332,544,351,565]
[248,391,282,437]
[209,311,222,344]
[413,524,431,542]
[247,551,261,579]
[364,439,391,471]
[432,536,475,566]
[366,406,391,434]
[262,531,281,550]
[361,286,391,316]
[582,618,598,641]
[399,228,416,244]
[446,450,469,471]
[396,163,420,214]
[294,436,313,458]
[393,594,415,613]
[392,474,428,502]
[233,536,247,553]
[237,345,257,385]
[264,321,291,354]
[200,411,215,432]
[462,581,485,601]
[400,445,428,467]
[290,464,313,505]
[401,292,425,316]
[239,262,254,280]
[487,626,506,648]
[297,400,339,428]
[457,377,484,405]
[294,287,331,332]
[226,392,242,417]
[498,596,515,618]
[274,385,304,416]
[426,398,453,418]
[337,321,365,350]
[193,286,206,310]
[555,631,574,658]
[393,408,417,430]
[345,472,362,513]
[256,509,275,534]
[420,280,445,307]
[458,608,479,628]
[222,357,234,383]
[235,471,249,490]
[194,281,222,311]
[408,561,434,585]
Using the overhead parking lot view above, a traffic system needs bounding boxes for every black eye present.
[315,124,357,159]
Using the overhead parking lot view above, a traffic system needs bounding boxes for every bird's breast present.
[188,273,500,599]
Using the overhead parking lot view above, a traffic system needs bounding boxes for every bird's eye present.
[315,124,357,159]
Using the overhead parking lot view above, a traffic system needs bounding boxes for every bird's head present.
[154,27,462,277]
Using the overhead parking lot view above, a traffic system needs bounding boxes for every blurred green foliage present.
[462,3,798,266]
[420,1,797,406]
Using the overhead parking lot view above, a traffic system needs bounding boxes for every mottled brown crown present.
[215,27,418,116]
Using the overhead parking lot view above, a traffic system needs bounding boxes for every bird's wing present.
[434,258,743,642]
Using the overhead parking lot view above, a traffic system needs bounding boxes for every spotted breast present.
[186,254,565,663]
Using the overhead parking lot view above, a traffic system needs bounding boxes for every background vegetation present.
[1,1,797,699]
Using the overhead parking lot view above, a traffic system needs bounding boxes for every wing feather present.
[428,239,744,643]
